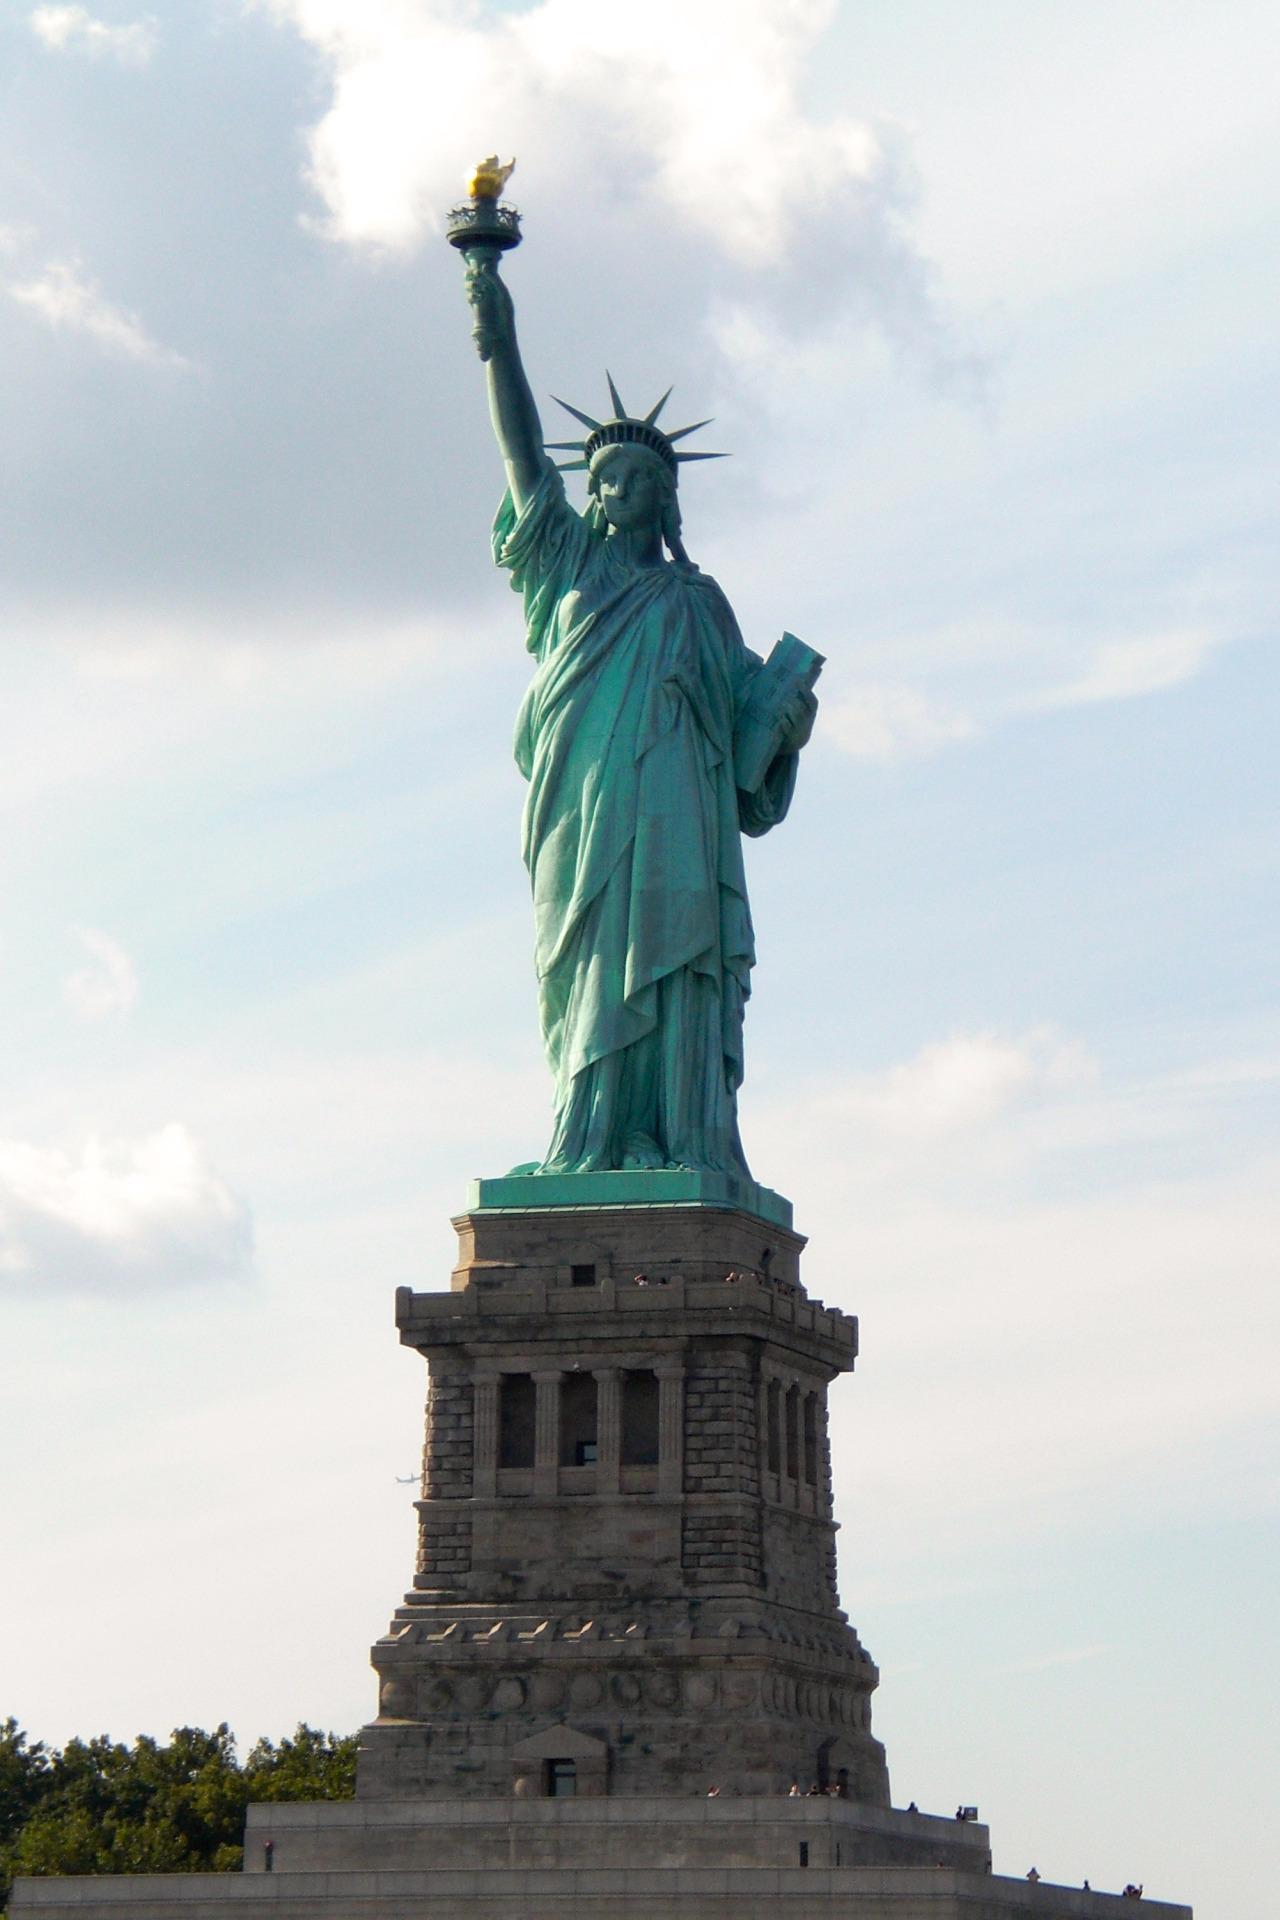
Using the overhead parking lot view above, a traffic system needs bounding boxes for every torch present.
[446,156,522,262]
[448,157,521,361]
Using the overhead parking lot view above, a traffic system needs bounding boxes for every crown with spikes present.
[546,374,725,477]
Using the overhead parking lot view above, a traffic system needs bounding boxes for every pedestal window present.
[499,1373,536,1469]
[785,1383,801,1483]
[803,1393,819,1487]
[621,1370,660,1465]
[766,1378,782,1475]
[560,1372,598,1466]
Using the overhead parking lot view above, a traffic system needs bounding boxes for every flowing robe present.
[495,469,799,1176]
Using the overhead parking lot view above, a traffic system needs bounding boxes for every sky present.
[0,0,1276,1911]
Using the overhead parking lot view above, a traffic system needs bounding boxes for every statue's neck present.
[606,525,665,569]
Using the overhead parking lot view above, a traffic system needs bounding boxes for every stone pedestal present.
[361,1198,887,1804]
[11,1195,1192,1920]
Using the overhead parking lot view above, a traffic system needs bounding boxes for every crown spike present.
[552,396,604,431]
[554,459,590,471]
[665,419,713,444]
[548,384,727,477]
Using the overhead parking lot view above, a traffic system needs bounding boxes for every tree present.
[244,1725,358,1804]
[0,1721,53,1852]
[0,1720,357,1911]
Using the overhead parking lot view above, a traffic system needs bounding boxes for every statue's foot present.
[620,1132,666,1170]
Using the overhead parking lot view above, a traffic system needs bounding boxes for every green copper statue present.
[452,162,820,1182]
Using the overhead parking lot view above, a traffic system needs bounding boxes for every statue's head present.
[546,377,722,563]
[588,442,676,536]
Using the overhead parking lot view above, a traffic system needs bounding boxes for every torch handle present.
[462,247,514,365]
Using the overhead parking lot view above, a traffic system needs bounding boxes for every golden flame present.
[468,156,516,201]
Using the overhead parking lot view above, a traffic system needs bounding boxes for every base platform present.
[10,1796,1190,1918]
[466,1168,794,1229]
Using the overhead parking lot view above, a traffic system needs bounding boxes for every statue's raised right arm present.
[464,256,544,513]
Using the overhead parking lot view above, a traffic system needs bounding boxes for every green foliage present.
[0,1719,356,1911]
[0,1722,52,1851]
[244,1726,359,1804]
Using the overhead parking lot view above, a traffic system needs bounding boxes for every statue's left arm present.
[738,746,803,837]
[735,655,818,839]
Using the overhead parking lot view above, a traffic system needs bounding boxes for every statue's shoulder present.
[674,562,741,631]
[496,467,598,580]
[673,559,722,597]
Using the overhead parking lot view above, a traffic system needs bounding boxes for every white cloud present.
[1033,627,1223,710]
[813,1029,1089,1141]
[29,5,155,63]
[859,1032,1040,1135]
[815,624,1229,763]
[820,684,975,761]
[0,1125,252,1293]
[275,0,881,261]
[267,0,979,379]
[64,927,140,1022]
[9,260,186,367]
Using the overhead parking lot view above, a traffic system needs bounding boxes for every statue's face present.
[592,446,670,533]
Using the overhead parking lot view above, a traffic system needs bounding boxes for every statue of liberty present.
[454,164,819,1183]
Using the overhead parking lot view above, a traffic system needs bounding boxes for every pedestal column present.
[594,1367,621,1495]
[472,1370,499,1499]
[656,1360,683,1497]
[533,1370,563,1497]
